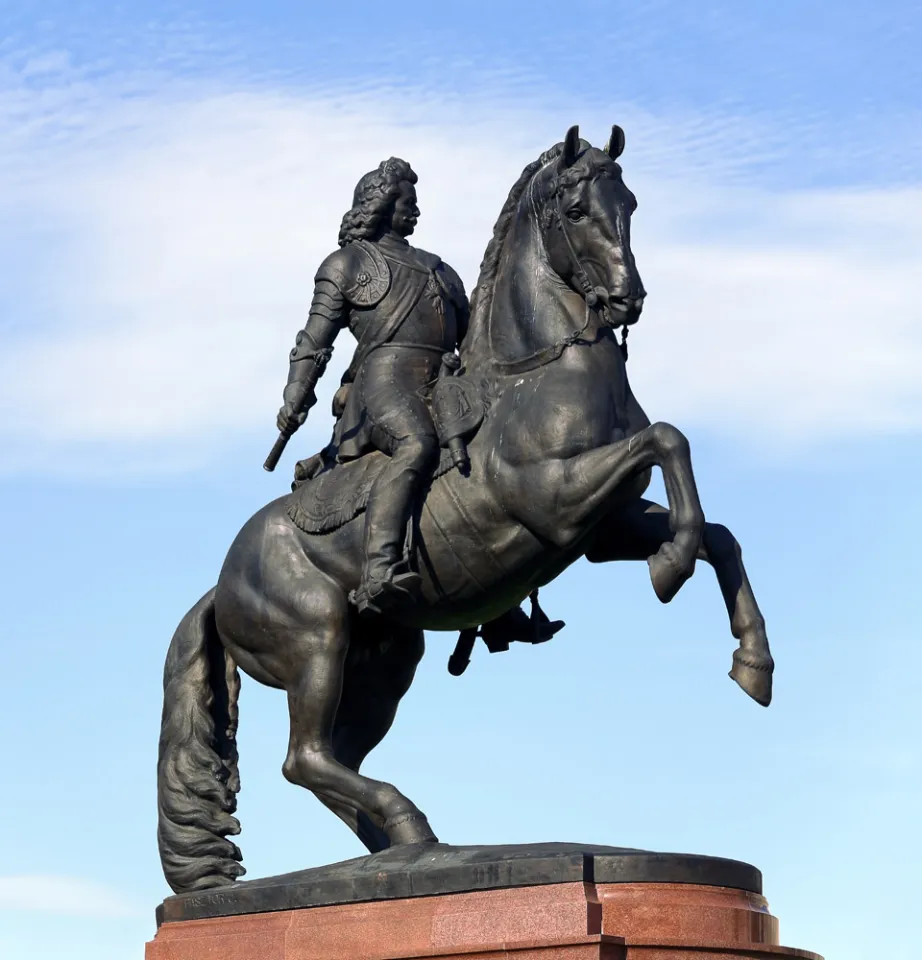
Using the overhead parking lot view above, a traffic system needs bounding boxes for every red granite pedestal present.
[147,879,823,960]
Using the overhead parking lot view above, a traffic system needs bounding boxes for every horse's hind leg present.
[314,620,427,853]
[586,498,773,706]
[279,577,437,846]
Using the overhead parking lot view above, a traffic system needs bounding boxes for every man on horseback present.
[276,157,549,637]
[274,157,562,646]
[276,158,456,613]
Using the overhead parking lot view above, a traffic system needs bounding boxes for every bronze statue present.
[157,126,775,896]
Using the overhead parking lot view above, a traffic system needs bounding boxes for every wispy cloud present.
[1,54,920,476]
[0,876,142,917]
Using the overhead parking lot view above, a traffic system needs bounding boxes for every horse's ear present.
[605,124,625,160]
[562,125,580,167]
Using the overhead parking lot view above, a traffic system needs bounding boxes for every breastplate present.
[390,272,458,350]
[349,260,458,352]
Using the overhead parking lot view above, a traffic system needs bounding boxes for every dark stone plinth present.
[157,842,762,925]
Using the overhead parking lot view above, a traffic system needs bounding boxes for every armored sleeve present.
[283,252,352,395]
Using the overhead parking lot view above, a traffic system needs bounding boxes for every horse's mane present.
[463,143,564,365]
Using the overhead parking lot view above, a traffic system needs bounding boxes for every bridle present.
[490,176,629,377]
[553,183,630,363]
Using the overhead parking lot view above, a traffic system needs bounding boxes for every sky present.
[0,2,920,958]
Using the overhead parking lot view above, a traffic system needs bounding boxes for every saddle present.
[287,373,489,536]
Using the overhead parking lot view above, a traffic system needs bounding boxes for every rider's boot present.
[349,436,436,616]
[351,561,422,616]
[480,594,565,649]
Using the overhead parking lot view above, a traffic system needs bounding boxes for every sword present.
[437,353,470,472]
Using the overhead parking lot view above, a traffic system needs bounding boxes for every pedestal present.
[146,843,823,960]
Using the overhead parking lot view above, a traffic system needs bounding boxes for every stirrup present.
[349,569,422,616]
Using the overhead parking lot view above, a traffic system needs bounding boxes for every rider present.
[276,157,470,614]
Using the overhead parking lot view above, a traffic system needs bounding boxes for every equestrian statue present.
[157,125,775,895]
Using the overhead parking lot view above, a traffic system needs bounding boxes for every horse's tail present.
[157,588,245,893]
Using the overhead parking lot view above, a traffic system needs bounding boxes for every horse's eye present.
[566,208,584,223]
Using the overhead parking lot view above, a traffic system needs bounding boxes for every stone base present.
[147,845,823,960]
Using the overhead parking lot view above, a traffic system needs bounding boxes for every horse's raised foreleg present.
[509,422,704,603]
[312,621,426,853]
[278,580,438,847]
[585,498,773,706]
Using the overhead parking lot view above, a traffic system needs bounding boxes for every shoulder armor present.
[316,242,390,307]
[435,261,468,309]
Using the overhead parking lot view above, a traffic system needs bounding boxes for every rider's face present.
[391,181,419,237]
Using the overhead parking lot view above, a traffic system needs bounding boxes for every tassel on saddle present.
[447,590,565,676]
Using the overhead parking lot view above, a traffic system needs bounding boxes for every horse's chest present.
[496,357,630,463]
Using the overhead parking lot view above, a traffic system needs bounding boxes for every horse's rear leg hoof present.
[383,812,439,846]
[647,541,696,604]
[729,650,774,707]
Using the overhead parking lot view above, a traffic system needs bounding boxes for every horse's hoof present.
[729,650,774,707]
[382,812,439,845]
[647,543,695,603]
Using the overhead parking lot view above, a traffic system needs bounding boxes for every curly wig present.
[338,157,418,246]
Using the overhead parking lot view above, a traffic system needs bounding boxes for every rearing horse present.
[157,126,775,895]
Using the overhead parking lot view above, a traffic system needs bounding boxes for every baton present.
[263,381,316,472]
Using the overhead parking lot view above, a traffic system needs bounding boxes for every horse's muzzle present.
[602,292,645,326]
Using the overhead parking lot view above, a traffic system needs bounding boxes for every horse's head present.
[463,125,648,371]
[537,125,646,325]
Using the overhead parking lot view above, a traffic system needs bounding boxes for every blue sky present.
[1,2,920,959]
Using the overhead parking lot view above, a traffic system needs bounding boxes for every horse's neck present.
[490,214,583,365]
[481,207,638,421]
[463,202,589,375]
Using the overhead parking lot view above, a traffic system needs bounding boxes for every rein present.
[489,298,595,377]
[489,181,629,377]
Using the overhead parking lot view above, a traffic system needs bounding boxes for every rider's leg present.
[353,431,439,611]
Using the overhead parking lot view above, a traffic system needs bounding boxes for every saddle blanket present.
[287,447,457,535]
